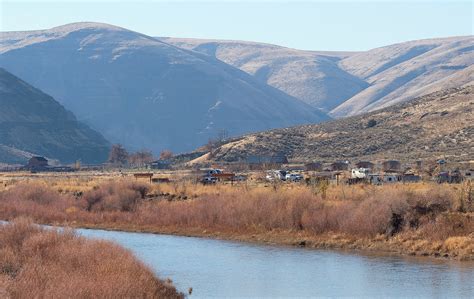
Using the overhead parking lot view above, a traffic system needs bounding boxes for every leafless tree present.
[108,144,129,165]
[129,149,154,167]
[159,150,174,160]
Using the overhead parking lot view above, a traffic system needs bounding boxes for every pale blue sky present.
[1,0,472,51]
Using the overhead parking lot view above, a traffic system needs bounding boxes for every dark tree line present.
[108,144,174,167]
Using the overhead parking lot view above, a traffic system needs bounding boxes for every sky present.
[1,0,472,51]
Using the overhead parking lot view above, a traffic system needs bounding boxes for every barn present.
[27,156,48,170]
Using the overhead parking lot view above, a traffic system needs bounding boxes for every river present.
[76,228,474,298]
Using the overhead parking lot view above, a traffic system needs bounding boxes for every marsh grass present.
[0,177,472,259]
[0,218,183,298]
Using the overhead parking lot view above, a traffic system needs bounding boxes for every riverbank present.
[38,219,472,261]
[0,178,472,261]
[0,219,183,298]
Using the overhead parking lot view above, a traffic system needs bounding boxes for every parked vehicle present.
[436,170,464,184]
[206,169,223,176]
[201,176,217,184]
[233,175,247,181]
[285,173,303,182]
[351,168,369,179]
[266,170,287,181]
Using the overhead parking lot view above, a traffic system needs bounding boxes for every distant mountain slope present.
[159,37,366,113]
[0,68,110,164]
[0,145,37,165]
[201,86,474,163]
[161,36,473,118]
[0,23,328,154]
[332,36,474,117]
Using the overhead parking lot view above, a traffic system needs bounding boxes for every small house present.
[330,161,349,171]
[27,156,48,170]
[368,173,400,185]
[305,162,323,171]
[402,174,422,183]
[384,174,401,183]
[382,160,401,172]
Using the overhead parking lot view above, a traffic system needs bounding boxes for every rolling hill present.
[333,36,474,117]
[0,68,110,164]
[0,22,328,154]
[160,36,473,117]
[197,86,474,163]
[159,37,367,113]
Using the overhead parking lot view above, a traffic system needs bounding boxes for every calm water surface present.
[77,228,474,298]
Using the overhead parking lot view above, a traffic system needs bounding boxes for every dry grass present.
[0,218,183,298]
[0,176,472,259]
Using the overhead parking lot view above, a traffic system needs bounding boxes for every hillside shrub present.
[367,119,377,128]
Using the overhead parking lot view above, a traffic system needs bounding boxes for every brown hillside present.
[206,86,474,163]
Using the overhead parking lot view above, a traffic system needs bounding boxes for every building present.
[382,160,401,172]
[402,174,422,183]
[355,161,374,169]
[368,173,401,185]
[26,156,48,170]
[305,162,323,171]
[330,161,349,171]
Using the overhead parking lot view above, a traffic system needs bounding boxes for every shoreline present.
[19,219,474,261]
[1,179,472,262]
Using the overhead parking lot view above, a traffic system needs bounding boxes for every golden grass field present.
[0,170,472,261]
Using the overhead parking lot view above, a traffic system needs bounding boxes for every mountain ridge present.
[333,35,474,117]
[160,35,473,117]
[158,36,366,113]
[0,22,328,154]
[0,68,110,164]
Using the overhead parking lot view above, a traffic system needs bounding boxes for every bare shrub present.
[418,213,474,241]
[0,180,468,243]
[0,218,183,298]
[0,181,63,205]
[82,180,149,212]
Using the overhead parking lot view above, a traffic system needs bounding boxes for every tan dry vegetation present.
[0,177,472,260]
[0,218,183,298]
[204,86,474,164]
